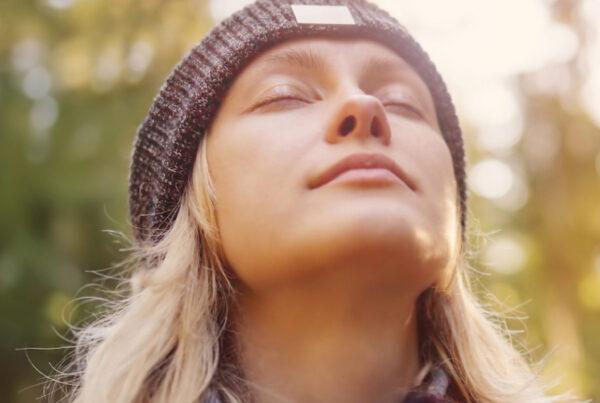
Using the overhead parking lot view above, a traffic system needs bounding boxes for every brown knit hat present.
[129,0,468,246]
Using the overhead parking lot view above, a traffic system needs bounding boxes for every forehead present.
[238,36,423,84]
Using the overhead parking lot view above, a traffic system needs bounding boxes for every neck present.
[230,266,422,403]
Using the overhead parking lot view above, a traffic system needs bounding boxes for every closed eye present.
[383,102,424,119]
[251,93,423,119]
[252,95,309,111]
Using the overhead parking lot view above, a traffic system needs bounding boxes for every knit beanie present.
[129,0,468,246]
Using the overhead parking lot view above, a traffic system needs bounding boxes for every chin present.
[295,217,446,266]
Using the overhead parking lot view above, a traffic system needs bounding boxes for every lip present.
[308,152,417,191]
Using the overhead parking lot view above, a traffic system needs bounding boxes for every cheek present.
[409,129,458,207]
[208,120,307,212]
[209,132,270,220]
[404,128,460,262]
[206,120,310,286]
[431,146,458,213]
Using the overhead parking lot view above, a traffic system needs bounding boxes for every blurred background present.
[1,0,599,401]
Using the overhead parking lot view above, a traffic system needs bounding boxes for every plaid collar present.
[203,365,460,402]
[403,365,460,402]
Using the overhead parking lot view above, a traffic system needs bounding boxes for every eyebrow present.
[260,47,411,79]
[262,47,328,75]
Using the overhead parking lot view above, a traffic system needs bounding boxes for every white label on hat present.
[291,4,356,25]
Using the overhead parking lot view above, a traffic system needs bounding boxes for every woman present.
[51,0,579,402]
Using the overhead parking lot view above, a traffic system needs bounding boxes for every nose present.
[325,94,392,146]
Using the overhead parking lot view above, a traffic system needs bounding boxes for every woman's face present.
[205,37,459,295]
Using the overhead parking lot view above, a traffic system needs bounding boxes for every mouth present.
[308,152,417,191]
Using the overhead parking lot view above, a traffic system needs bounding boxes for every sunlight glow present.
[375,0,578,86]
[29,96,58,131]
[11,39,46,73]
[483,233,526,275]
[468,159,514,200]
[208,0,583,153]
[578,271,600,311]
[579,0,600,128]
[93,44,122,91]
[45,0,76,10]
[22,66,52,100]
[53,38,92,90]
[209,0,255,23]
[127,40,154,80]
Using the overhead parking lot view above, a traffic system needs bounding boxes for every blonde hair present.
[45,134,580,403]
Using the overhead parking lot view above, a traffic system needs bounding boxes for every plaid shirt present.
[202,365,460,403]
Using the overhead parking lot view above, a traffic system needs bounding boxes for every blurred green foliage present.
[0,0,598,402]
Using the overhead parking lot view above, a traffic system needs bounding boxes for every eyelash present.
[383,102,424,119]
[254,94,306,109]
[256,95,423,119]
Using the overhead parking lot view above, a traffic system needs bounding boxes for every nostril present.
[371,117,381,137]
[339,115,356,136]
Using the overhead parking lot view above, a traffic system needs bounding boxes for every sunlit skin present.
[205,36,460,403]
